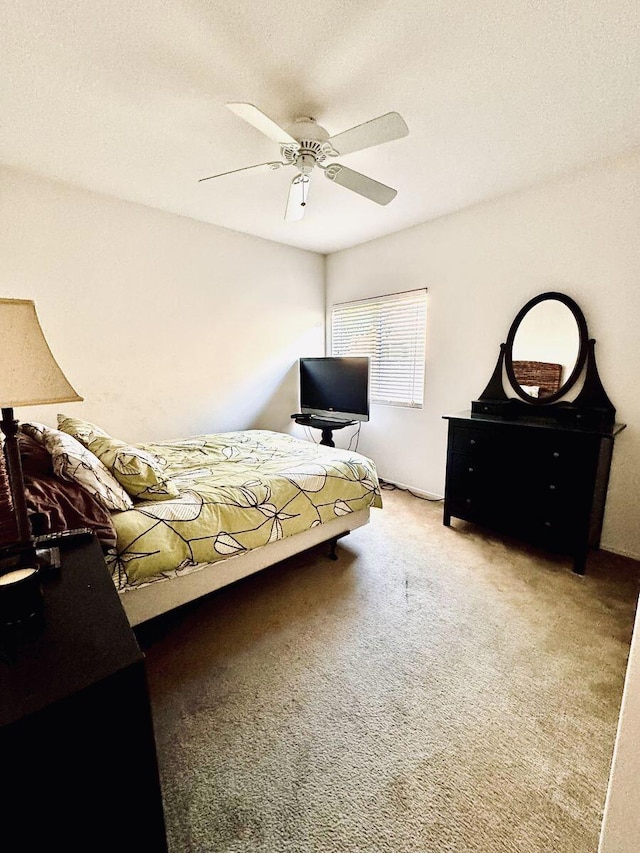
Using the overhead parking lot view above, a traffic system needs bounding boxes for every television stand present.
[292,415,356,447]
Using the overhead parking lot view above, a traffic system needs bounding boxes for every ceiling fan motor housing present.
[287,117,330,142]
[281,117,331,170]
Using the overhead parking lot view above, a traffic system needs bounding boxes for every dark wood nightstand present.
[0,537,167,852]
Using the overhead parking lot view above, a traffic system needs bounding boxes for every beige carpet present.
[138,488,639,853]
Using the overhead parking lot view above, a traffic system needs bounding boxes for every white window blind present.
[331,289,427,408]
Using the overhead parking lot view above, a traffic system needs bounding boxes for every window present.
[331,289,427,408]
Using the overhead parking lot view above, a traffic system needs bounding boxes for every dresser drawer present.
[450,424,501,455]
[446,494,499,525]
[524,474,595,512]
[446,453,494,490]
[516,430,599,472]
[523,514,582,551]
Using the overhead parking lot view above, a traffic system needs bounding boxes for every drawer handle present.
[468,467,474,473]
[552,451,560,458]
[465,498,472,505]
[470,439,476,446]
[544,521,552,528]
[549,484,556,491]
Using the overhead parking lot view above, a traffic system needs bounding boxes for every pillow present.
[18,430,55,477]
[520,385,540,398]
[23,471,117,550]
[84,435,180,501]
[57,414,111,447]
[21,423,133,512]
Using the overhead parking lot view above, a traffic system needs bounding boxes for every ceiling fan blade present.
[285,174,310,221]
[326,112,408,156]
[226,102,299,146]
[323,164,397,205]
[198,161,283,182]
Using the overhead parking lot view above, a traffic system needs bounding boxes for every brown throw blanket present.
[17,431,116,550]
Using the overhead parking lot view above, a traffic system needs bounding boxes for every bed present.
[17,420,383,626]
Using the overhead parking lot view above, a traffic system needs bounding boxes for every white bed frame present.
[120,508,370,626]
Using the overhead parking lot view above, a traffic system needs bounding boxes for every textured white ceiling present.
[1,1,639,254]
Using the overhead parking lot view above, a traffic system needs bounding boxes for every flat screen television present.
[299,357,370,422]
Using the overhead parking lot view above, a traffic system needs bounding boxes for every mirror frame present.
[504,291,589,405]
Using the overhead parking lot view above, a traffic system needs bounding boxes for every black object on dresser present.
[443,292,625,575]
[0,537,167,852]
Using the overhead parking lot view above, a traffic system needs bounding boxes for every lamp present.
[0,298,82,629]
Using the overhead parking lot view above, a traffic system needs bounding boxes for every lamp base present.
[0,540,59,638]
[0,538,38,569]
[0,563,44,633]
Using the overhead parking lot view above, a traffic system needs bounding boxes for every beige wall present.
[326,149,640,561]
[0,166,325,443]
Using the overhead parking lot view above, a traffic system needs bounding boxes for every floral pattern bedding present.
[107,430,382,590]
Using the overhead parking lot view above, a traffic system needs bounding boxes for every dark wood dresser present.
[0,537,167,852]
[443,412,625,574]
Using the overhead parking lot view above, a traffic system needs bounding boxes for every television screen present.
[299,357,369,422]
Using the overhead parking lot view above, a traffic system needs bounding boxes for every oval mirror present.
[504,292,588,404]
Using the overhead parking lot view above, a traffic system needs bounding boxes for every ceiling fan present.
[199,103,409,221]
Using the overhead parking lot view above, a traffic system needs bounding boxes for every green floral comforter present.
[107,430,382,589]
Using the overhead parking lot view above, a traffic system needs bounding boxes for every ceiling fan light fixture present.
[295,153,316,175]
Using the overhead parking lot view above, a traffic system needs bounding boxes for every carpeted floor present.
[137,487,639,853]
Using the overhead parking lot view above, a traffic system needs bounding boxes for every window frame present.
[330,288,427,410]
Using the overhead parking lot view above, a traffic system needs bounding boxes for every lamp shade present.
[0,298,83,407]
